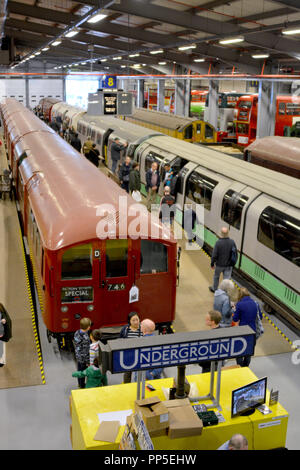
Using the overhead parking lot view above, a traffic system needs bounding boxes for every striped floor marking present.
[19,226,46,384]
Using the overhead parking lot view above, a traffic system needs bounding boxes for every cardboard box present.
[162,398,203,439]
[134,396,169,434]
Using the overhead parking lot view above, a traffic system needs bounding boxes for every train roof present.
[80,114,163,142]
[126,108,199,130]
[15,131,173,251]
[143,135,300,208]
[246,137,300,171]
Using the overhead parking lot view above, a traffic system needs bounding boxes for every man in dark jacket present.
[0,303,12,367]
[209,227,237,292]
[129,162,141,194]
[146,161,160,211]
[119,156,132,193]
[70,133,82,152]
[88,144,100,167]
[111,137,128,174]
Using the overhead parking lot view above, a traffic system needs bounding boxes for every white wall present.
[0,78,64,108]
[0,79,26,105]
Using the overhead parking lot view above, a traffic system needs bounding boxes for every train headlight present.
[87,305,94,312]
[61,306,68,313]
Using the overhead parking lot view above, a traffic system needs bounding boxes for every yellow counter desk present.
[70,367,288,450]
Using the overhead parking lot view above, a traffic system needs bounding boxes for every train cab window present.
[221,190,249,230]
[278,102,285,115]
[105,239,128,278]
[205,124,214,140]
[184,124,193,140]
[61,243,92,280]
[186,171,218,211]
[237,123,249,134]
[145,151,164,172]
[258,207,300,267]
[140,240,168,274]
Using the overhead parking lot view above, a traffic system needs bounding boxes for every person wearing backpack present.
[232,287,263,367]
[209,227,237,293]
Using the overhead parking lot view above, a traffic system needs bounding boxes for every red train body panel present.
[0,100,177,344]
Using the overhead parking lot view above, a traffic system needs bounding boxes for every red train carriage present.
[39,98,61,122]
[1,100,177,348]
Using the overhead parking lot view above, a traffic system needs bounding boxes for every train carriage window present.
[184,124,193,140]
[145,151,164,173]
[258,207,300,267]
[286,103,300,116]
[221,190,249,230]
[61,243,92,279]
[81,124,86,136]
[205,124,214,139]
[90,129,96,140]
[237,123,249,134]
[140,240,168,274]
[87,125,92,137]
[96,132,102,145]
[186,171,218,211]
[105,239,128,278]
[278,102,285,115]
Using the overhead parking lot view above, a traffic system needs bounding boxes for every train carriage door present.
[97,238,135,327]
[217,183,260,250]
[102,128,114,165]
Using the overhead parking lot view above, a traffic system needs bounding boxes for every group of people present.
[204,226,263,369]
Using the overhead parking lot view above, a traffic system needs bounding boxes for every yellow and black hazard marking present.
[19,227,46,385]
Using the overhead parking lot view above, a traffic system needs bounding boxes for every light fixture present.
[178,44,196,51]
[194,58,205,62]
[158,61,167,65]
[219,37,244,45]
[150,49,164,54]
[87,13,107,23]
[42,47,50,51]
[252,53,269,59]
[52,40,62,46]
[282,28,300,35]
[113,56,122,60]
[133,63,141,68]
[129,53,140,58]
[121,65,126,68]
[65,30,79,38]
[101,58,107,62]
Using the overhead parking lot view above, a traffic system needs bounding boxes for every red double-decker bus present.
[234,94,300,147]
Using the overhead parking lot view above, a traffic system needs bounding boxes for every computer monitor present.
[231,377,267,417]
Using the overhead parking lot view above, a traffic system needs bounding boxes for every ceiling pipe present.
[0,0,8,47]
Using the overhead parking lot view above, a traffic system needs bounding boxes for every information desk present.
[70,368,288,450]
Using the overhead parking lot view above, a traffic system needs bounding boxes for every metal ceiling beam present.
[273,0,300,11]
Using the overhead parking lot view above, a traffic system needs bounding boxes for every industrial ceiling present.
[1,0,300,76]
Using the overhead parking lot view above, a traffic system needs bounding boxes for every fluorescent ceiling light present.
[87,13,107,23]
[178,44,196,51]
[252,54,269,59]
[129,53,140,57]
[42,47,50,51]
[150,49,164,54]
[29,55,35,59]
[133,64,141,68]
[113,56,122,60]
[282,28,300,35]
[101,58,107,62]
[219,37,244,45]
[65,30,79,38]
[158,61,167,65]
[194,58,205,62]
[52,40,62,46]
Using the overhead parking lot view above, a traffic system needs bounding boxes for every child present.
[73,317,92,389]
[89,329,101,366]
[72,358,107,389]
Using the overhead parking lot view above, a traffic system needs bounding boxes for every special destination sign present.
[100,326,256,374]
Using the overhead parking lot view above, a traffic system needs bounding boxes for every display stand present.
[189,361,222,410]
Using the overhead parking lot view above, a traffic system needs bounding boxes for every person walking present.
[119,156,132,193]
[213,279,235,328]
[198,310,222,373]
[120,312,142,383]
[159,186,175,226]
[209,227,237,293]
[146,161,160,211]
[232,287,263,367]
[73,317,92,388]
[70,132,82,152]
[111,137,128,174]
[129,162,141,195]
